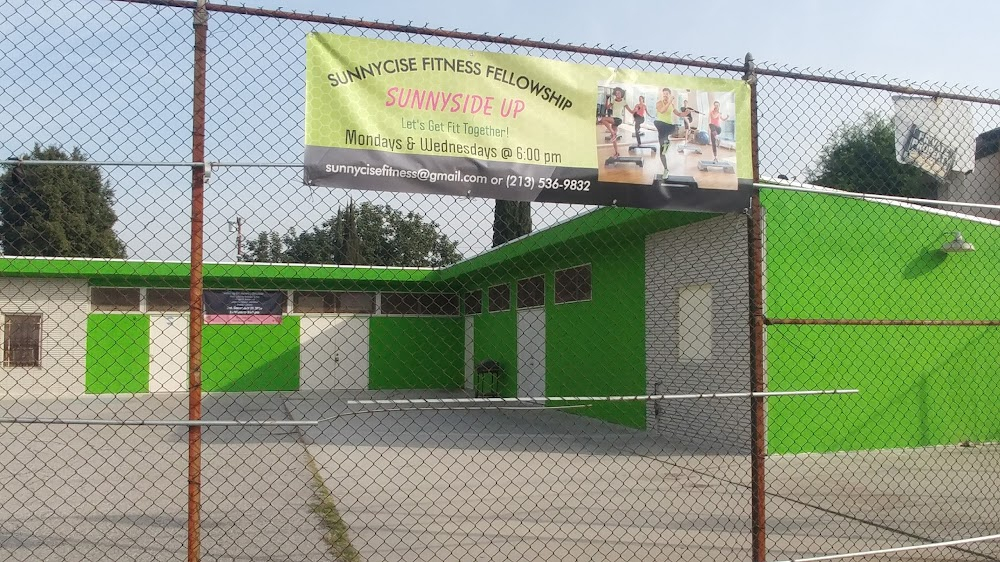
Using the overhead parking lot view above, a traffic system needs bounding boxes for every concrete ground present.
[0,393,330,562]
[1,390,998,562]
[288,390,1000,562]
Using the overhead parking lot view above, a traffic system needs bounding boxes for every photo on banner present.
[596,83,739,190]
[303,33,755,212]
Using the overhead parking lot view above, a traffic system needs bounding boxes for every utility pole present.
[228,217,244,261]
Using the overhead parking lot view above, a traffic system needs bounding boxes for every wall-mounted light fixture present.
[941,231,975,253]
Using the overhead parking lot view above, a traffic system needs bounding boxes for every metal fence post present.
[188,1,208,561]
[745,51,767,562]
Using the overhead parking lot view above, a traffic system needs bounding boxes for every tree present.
[242,202,462,267]
[492,200,532,247]
[808,113,939,198]
[246,231,288,263]
[1,144,127,258]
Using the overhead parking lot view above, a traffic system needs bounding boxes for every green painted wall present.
[202,317,301,392]
[544,239,647,428]
[762,189,1000,453]
[85,314,149,394]
[369,317,464,390]
[461,211,709,429]
[767,325,1000,453]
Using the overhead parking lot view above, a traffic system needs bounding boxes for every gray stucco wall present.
[644,213,753,454]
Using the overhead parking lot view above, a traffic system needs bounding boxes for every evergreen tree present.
[492,200,532,247]
[1,144,127,258]
[243,202,461,267]
[809,113,939,198]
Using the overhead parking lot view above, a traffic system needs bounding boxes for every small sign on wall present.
[893,95,975,180]
[204,290,285,325]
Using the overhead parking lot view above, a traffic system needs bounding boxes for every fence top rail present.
[111,0,1000,105]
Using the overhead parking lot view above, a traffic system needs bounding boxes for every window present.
[293,291,375,314]
[555,264,591,304]
[382,293,459,316]
[463,290,482,315]
[294,291,330,313]
[488,284,510,313]
[382,293,420,315]
[678,284,713,362]
[91,287,141,312]
[517,276,544,309]
[338,292,375,314]
[3,315,41,367]
[147,288,189,312]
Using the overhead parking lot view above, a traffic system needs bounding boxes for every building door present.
[464,316,475,392]
[516,308,546,398]
[300,317,369,390]
[149,314,188,392]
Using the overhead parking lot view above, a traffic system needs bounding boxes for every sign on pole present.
[893,95,975,180]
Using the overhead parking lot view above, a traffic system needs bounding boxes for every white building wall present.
[149,313,189,393]
[645,214,752,454]
[0,278,88,398]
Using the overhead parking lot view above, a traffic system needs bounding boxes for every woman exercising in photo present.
[597,87,627,157]
[653,88,693,175]
[625,95,649,142]
[708,100,729,161]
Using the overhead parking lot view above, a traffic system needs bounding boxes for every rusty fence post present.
[188,1,208,561]
[744,51,767,562]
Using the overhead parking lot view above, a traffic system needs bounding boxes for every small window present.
[463,290,482,315]
[555,265,591,304]
[678,284,713,362]
[294,291,332,313]
[488,284,510,313]
[91,287,141,312]
[382,293,421,315]
[382,293,459,316]
[3,315,41,367]
[517,276,544,309]
[337,292,375,314]
[293,291,374,314]
[147,288,189,312]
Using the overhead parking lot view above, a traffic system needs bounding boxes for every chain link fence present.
[2,1,1000,561]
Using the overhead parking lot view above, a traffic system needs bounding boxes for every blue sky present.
[269,0,1000,92]
[2,0,998,262]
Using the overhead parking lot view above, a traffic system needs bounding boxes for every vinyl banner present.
[304,33,755,212]
[204,290,285,325]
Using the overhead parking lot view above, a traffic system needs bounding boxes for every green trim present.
[368,317,464,390]
[202,317,301,392]
[85,314,149,394]
[0,207,715,291]
[439,207,715,282]
[0,258,435,291]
